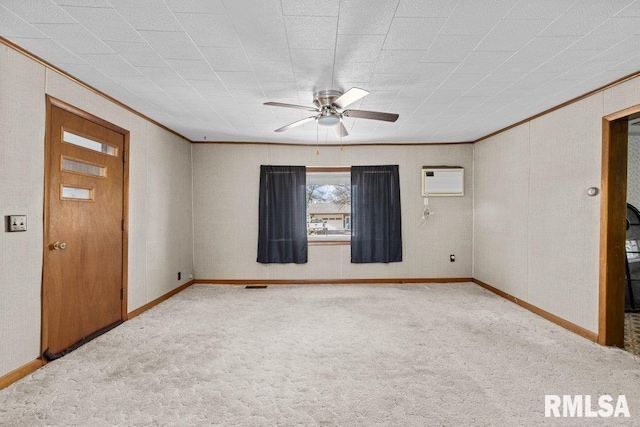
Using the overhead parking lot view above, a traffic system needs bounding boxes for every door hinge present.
[121,219,125,231]
[123,150,127,162]
[121,288,125,300]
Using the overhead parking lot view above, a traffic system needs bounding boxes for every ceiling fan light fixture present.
[317,114,341,127]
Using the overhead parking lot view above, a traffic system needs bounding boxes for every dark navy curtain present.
[257,165,308,264]
[351,165,402,263]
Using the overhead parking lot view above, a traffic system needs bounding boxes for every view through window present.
[307,170,351,242]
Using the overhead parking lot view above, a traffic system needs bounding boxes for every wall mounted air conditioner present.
[421,166,464,197]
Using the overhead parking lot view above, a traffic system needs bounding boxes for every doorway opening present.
[600,105,640,351]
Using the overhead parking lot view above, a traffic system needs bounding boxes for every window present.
[307,168,351,243]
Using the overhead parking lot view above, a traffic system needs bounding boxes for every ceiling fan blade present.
[264,102,319,112]
[335,121,348,138]
[274,116,317,132]
[332,87,369,109]
[343,109,399,122]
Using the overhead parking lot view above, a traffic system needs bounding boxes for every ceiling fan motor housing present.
[313,90,342,127]
[313,90,343,108]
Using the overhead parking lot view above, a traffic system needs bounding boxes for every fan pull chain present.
[316,120,320,156]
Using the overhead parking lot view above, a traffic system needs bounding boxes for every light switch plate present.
[8,215,27,232]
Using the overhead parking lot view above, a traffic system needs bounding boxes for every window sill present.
[308,240,351,246]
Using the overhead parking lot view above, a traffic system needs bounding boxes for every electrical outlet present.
[8,215,27,232]
[178,272,181,280]
[189,273,193,279]
[450,254,456,262]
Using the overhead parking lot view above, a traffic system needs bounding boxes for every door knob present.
[52,241,67,250]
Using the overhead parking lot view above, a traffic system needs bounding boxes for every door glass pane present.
[61,185,93,201]
[63,130,116,156]
[61,157,106,178]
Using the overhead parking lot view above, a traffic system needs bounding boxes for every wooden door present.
[43,100,127,357]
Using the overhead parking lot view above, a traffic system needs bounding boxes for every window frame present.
[307,166,351,246]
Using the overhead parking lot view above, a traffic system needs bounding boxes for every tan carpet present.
[1,283,640,426]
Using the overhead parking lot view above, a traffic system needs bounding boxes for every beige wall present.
[192,143,473,281]
[474,75,640,334]
[0,45,194,378]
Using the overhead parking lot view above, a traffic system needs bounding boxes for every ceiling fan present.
[264,87,399,137]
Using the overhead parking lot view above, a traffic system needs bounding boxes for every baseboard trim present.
[0,358,45,390]
[128,280,195,319]
[472,279,599,343]
[194,278,472,285]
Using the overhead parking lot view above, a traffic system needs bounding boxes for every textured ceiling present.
[1,0,640,144]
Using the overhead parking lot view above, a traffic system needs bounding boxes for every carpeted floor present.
[1,283,640,426]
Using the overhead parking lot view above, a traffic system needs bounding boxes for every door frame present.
[42,96,130,356]
[599,103,640,346]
